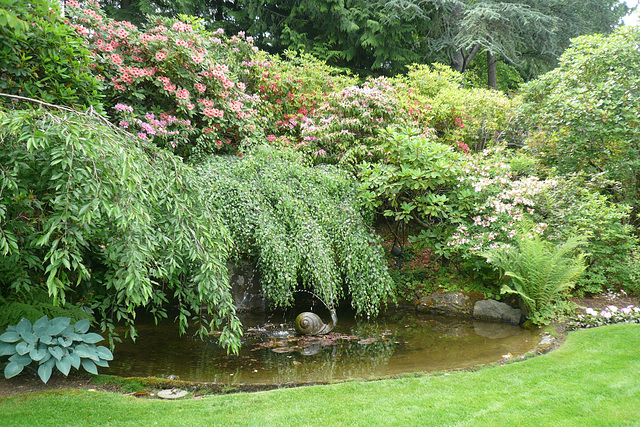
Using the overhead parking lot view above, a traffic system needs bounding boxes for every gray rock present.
[416,292,469,316]
[473,299,522,325]
[416,291,483,317]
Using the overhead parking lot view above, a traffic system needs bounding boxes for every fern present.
[0,293,93,328]
[483,234,587,324]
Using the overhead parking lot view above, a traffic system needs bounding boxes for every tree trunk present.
[121,0,132,10]
[487,51,497,90]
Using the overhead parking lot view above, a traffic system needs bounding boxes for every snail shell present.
[295,312,332,335]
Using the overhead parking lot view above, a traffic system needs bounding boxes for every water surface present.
[105,312,539,384]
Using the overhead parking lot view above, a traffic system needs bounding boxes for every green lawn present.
[2,324,639,426]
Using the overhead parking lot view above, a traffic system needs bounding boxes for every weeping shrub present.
[197,146,395,316]
[482,233,587,325]
[0,107,241,351]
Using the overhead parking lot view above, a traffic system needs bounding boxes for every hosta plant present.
[0,317,113,383]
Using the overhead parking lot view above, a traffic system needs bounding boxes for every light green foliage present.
[532,173,639,295]
[391,64,522,151]
[0,0,103,110]
[0,317,113,383]
[483,233,587,325]
[0,108,241,352]
[521,27,640,204]
[197,146,394,316]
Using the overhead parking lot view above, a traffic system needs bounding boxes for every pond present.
[105,311,540,384]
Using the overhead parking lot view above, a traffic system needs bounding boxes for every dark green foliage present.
[0,108,240,351]
[0,292,93,329]
[0,317,112,383]
[197,146,394,316]
[0,0,103,110]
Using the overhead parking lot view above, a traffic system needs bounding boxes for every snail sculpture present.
[294,309,338,335]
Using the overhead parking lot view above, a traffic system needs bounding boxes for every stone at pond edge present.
[157,388,188,399]
[473,299,522,325]
[415,291,483,317]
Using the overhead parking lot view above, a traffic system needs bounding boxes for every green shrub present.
[520,27,640,204]
[0,317,112,383]
[482,233,587,325]
[197,146,394,316]
[0,0,103,110]
[391,64,522,152]
[0,108,240,351]
[532,173,639,295]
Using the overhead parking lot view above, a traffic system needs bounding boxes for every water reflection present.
[105,312,539,384]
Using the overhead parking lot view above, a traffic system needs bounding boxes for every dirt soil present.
[2,293,638,398]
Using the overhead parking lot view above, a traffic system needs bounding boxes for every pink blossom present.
[115,103,133,113]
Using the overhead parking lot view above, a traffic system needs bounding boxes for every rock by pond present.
[473,299,522,325]
[415,291,484,317]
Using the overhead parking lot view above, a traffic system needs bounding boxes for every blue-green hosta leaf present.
[29,345,48,361]
[74,319,91,334]
[0,341,17,356]
[50,317,71,328]
[39,335,54,345]
[48,345,64,361]
[15,318,32,335]
[38,359,55,383]
[95,346,114,361]
[20,331,37,345]
[81,358,98,375]
[58,336,73,347]
[4,362,24,379]
[56,356,72,376]
[33,316,49,331]
[94,358,109,368]
[73,344,99,361]
[46,324,67,337]
[9,353,32,366]
[82,332,104,344]
[0,331,21,343]
[67,351,81,369]
[15,341,33,356]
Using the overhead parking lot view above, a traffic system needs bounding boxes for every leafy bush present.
[531,173,639,295]
[0,317,113,383]
[483,234,587,325]
[245,50,358,141]
[66,0,263,158]
[0,108,240,351]
[520,27,640,205]
[0,0,102,110]
[197,146,394,316]
[391,64,522,152]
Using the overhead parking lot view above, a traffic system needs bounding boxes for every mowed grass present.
[1,324,639,426]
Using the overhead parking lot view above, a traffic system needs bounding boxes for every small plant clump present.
[0,317,113,383]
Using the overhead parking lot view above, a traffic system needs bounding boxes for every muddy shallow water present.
[105,311,540,384]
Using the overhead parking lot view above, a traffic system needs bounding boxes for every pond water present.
[105,311,540,384]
